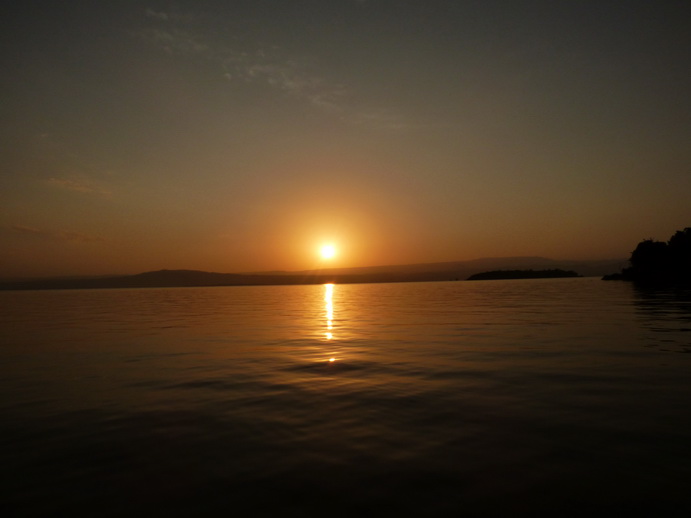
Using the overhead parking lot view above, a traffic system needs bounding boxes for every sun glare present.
[320,244,337,260]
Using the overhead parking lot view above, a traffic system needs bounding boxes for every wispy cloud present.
[46,176,111,195]
[10,225,104,243]
[32,132,115,195]
[55,230,104,243]
[142,26,209,55]
[142,8,209,56]
[145,8,169,21]
[139,8,413,130]
[10,225,44,236]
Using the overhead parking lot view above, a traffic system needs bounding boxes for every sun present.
[320,244,337,260]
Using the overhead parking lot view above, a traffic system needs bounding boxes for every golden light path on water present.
[324,283,336,362]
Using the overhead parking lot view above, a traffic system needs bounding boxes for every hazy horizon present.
[2,1,689,278]
[2,253,628,282]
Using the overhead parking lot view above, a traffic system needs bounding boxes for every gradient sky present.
[2,1,690,278]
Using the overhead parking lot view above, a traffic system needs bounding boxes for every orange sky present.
[1,2,690,278]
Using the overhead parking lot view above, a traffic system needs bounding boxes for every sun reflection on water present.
[323,284,338,362]
[324,283,334,340]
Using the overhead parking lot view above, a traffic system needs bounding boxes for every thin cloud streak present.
[10,225,104,243]
[46,176,111,195]
[145,8,169,21]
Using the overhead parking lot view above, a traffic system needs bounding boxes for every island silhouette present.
[603,227,691,285]
[467,269,581,281]
[0,257,622,291]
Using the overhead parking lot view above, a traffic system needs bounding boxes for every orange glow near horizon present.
[1,3,688,280]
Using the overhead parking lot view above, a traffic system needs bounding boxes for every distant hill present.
[467,269,581,281]
[0,257,626,291]
[249,257,625,279]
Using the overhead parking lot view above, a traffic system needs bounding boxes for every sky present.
[1,1,690,278]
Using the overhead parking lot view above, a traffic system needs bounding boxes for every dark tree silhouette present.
[626,239,670,281]
[614,227,691,284]
[667,227,691,276]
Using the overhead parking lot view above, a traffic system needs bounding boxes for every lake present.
[1,278,690,517]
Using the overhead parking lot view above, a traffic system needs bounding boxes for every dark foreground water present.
[1,278,691,517]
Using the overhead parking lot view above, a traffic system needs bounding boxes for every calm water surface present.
[1,278,690,516]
